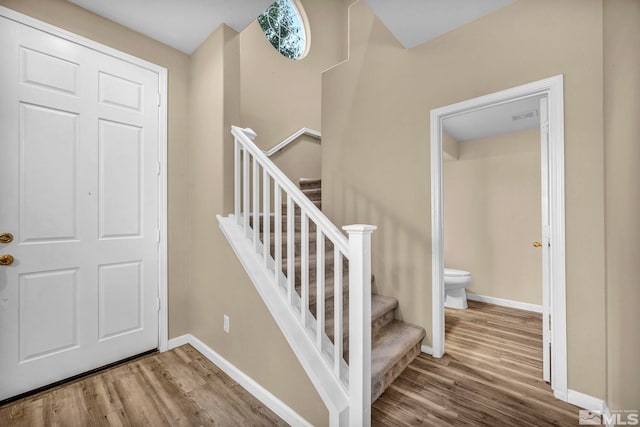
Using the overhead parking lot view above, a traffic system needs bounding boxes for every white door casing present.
[430,75,567,399]
[0,9,168,400]
[540,96,551,383]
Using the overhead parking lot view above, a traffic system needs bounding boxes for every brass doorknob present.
[0,233,13,244]
[0,254,14,265]
[533,241,542,248]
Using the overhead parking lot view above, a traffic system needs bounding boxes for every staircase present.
[298,179,425,402]
[218,126,425,426]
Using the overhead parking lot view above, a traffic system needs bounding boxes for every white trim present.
[167,335,190,350]
[567,389,607,413]
[166,334,312,427]
[0,7,170,354]
[420,345,433,355]
[264,128,321,157]
[217,214,349,424]
[466,292,543,313]
[430,75,567,397]
[158,68,169,352]
[430,106,445,358]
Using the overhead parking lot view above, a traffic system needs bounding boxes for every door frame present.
[429,75,567,399]
[0,7,170,352]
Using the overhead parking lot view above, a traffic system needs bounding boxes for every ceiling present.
[67,0,518,54]
[443,95,543,142]
[364,0,517,48]
[67,0,272,54]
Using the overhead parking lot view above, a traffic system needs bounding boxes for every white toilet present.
[444,268,472,309]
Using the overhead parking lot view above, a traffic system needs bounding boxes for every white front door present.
[0,16,160,400]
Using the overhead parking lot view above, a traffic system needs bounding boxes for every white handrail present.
[233,126,347,254]
[230,126,374,426]
[263,127,321,157]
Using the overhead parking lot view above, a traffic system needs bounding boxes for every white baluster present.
[301,212,309,327]
[243,150,249,236]
[343,224,376,427]
[263,169,270,266]
[316,228,324,349]
[234,138,240,224]
[252,157,259,250]
[274,183,282,284]
[334,250,343,377]
[287,196,295,306]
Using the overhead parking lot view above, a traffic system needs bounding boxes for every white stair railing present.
[229,126,375,426]
[263,127,321,157]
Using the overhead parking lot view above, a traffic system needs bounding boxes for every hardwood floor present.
[1,301,582,426]
[0,344,286,426]
[372,300,581,426]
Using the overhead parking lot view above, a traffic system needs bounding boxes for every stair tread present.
[371,294,399,321]
[302,188,321,194]
[324,294,397,331]
[299,178,321,189]
[371,320,426,379]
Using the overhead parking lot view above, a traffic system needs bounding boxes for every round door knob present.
[0,233,13,244]
[533,241,542,248]
[0,254,14,265]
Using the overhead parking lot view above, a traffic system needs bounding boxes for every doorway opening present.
[430,75,567,400]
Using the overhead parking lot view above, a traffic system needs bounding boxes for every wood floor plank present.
[0,346,284,426]
[372,300,582,426]
[2,300,583,426]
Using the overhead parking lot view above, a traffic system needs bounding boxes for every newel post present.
[233,127,256,225]
[343,224,376,427]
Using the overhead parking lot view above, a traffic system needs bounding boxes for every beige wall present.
[188,24,327,425]
[604,0,640,411]
[0,0,191,338]
[322,0,607,398]
[444,129,542,305]
[239,0,348,184]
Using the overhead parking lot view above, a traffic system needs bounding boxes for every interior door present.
[0,16,160,400]
[539,96,551,383]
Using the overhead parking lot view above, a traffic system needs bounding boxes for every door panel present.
[20,103,79,243]
[98,72,143,112]
[99,120,143,239]
[20,46,80,96]
[0,16,160,400]
[98,261,142,340]
[20,268,78,361]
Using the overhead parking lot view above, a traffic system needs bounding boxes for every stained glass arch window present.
[258,0,308,60]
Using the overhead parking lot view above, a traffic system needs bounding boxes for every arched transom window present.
[258,0,308,60]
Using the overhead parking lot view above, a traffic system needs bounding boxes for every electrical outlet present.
[224,315,230,333]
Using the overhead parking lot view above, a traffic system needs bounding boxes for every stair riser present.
[371,342,422,402]
[324,306,396,353]
[299,180,321,191]
[284,264,348,286]
[270,239,331,256]
[252,216,328,233]
[301,190,322,202]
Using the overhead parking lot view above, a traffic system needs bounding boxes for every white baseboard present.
[421,345,433,355]
[466,292,543,313]
[167,334,190,350]
[567,389,607,413]
[567,389,613,426]
[164,334,311,427]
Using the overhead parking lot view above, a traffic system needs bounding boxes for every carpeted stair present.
[292,178,426,402]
